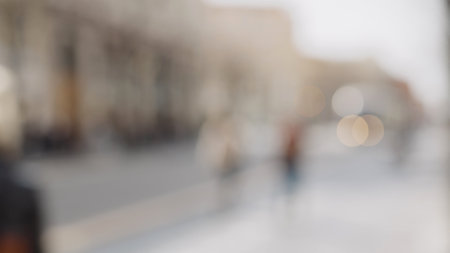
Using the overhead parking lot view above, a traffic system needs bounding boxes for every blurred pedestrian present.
[0,67,43,253]
[280,120,303,203]
[197,113,242,210]
[0,159,43,253]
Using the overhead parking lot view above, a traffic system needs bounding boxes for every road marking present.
[44,162,277,253]
[45,181,215,253]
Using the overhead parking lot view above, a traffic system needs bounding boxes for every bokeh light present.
[352,116,369,145]
[332,86,364,117]
[337,115,360,147]
[362,114,384,146]
[337,114,385,147]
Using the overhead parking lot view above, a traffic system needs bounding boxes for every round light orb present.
[352,116,369,145]
[336,115,369,147]
[362,114,384,146]
[337,115,359,147]
[332,86,364,117]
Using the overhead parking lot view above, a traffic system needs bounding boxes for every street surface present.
[21,123,448,253]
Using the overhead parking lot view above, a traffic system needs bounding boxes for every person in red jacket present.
[281,120,303,201]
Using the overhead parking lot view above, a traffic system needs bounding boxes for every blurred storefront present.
[0,0,205,151]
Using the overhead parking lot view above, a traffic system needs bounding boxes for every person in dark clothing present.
[0,71,43,253]
[271,120,304,217]
[0,159,43,253]
[281,120,303,199]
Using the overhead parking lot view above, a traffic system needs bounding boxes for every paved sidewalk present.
[83,125,449,253]
[19,124,448,253]
[135,155,448,253]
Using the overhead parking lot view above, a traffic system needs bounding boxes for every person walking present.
[197,113,242,210]
[280,120,303,205]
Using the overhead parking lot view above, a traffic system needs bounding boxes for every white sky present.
[206,0,448,109]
